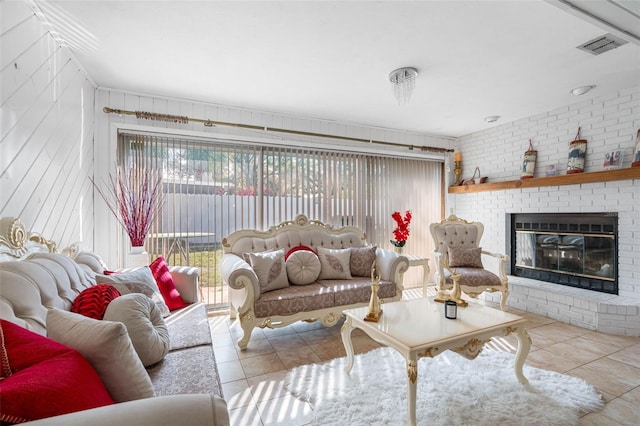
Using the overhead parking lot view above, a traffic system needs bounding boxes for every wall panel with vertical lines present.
[0,1,95,248]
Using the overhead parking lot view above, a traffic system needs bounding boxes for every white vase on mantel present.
[127,244,149,268]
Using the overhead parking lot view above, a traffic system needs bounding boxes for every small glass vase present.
[394,246,404,254]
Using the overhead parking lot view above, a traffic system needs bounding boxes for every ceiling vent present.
[577,33,628,55]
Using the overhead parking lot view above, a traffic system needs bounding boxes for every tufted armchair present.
[429,214,509,310]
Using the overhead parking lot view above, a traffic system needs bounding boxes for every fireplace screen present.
[510,213,617,294]
[516,232,615,278]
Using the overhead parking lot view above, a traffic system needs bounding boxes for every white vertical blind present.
[120,132,442,308]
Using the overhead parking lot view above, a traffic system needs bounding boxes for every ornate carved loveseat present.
[220,215,409,350]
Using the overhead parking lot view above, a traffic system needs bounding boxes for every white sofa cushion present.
[95,267,170,317]
[317,247,352,280]
[285,250,321,285]
[248,249,289,293]
[104,293,170,367]
[47,309,155,403]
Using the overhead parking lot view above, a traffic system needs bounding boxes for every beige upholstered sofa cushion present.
[95,267,170,317]
[47,309,155,403]
[248,249,289,293]
[104,293,170,367]
[317,247,352,280]
[349,246,377,277]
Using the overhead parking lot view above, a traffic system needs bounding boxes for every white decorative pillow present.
[47,309,155,403]
[95,267,170,317]
[104,293,170,367]
[285,250,321,285]
[248,249,289,293]
[317,247,352,280]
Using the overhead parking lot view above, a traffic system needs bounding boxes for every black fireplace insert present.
[507,213,618,294]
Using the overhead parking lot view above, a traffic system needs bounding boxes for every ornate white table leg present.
[341,316,355,374]
[407,358,418,426]
[514,326,531,385]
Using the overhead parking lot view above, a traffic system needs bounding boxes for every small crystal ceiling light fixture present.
[571,85,596,96]
[484,115,500,123]
[388,67,418,105]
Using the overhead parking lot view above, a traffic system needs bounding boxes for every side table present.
[403,255,430,296]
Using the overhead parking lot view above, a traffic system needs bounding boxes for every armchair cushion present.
[248,249,289,293]
[317,247,352,280]
[444,267,501,287]
[285,250,321,285]
[448,247,483,268]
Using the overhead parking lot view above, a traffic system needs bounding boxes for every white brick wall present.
[450,86,640,336]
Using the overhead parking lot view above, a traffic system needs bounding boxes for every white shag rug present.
[284,347,603,426]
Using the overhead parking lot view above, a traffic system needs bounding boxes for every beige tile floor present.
[208,287,640,425]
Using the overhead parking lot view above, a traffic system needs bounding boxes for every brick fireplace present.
[449,174,639,337]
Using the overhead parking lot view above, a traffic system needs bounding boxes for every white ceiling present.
[35,0,640,138]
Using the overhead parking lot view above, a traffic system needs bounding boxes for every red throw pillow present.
[285,245,316,260]
[149,257,189,311]
[71,284,122,320]
[0,319,114,423]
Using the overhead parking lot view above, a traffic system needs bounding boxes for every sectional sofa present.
[0,217,228,425]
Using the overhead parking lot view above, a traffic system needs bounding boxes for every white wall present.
[0,0,96,247]
[450,86,640,300]
[93,89,454,266]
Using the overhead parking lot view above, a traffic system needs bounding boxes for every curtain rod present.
[103,107,452,154]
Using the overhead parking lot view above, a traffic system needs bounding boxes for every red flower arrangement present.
[92,168,164,247]
[391,210,412,248]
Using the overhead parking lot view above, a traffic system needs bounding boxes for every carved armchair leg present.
[500,286,509,311]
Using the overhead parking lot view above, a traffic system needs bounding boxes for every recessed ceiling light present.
[484,115,500,123]
[571,85,596,96]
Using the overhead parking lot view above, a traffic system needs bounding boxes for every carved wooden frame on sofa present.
[220,214,409,350]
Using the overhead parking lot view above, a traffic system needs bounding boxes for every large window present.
[120,132,442,308]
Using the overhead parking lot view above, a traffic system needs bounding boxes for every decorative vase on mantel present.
[127,242,149,268]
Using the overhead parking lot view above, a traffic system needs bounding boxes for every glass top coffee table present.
[341,298,531,426]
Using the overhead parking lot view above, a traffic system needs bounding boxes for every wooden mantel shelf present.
[448,167,640,194]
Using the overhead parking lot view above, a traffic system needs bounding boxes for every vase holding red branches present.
[390,210,412,253]
[91,167,164,264]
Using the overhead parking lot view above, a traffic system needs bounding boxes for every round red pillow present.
[285,245,316,260]
[71,284,121,320]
